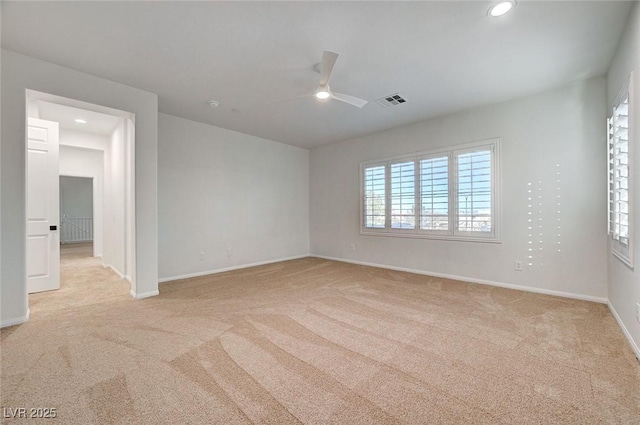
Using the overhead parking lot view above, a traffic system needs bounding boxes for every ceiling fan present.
[311,51,368,109]
[269,51,368,110]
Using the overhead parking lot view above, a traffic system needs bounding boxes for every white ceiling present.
[2,1,633,148]
[38,101,122,136]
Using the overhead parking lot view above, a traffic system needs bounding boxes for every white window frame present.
[360,138,501,243]
[453,143,499,240]
[608,73,634,268]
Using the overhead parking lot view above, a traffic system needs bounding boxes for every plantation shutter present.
[361,138,500,242]
[363,165,386,228]
[419,155,449,231]
[610,93,630,247]
[608,73,634,267]
[456,148,492,233]
[390,161,416,229]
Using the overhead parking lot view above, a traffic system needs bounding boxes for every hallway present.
[28,243,130,321]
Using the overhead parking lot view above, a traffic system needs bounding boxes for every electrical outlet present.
[199,251,205,261]
[350,244,356,252]
[514,260,523,271]
[227,248,233,258]
[636,303,640,324]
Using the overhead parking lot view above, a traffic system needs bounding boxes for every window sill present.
[612,249,634,270]
[360,229,501,244]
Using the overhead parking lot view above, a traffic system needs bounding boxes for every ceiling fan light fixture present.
[315,86,331,100]
[488,0,515,17]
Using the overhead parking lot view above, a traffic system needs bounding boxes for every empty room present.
[1,1,639,424]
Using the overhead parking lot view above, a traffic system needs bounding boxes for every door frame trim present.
[25,90,137,305]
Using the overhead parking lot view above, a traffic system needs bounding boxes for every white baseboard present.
[130,289,159,299]
[311,255,608,304]
[158,254,310,283]
[607,301,640,361]
[1,309,30,328]
[102,263,125,280]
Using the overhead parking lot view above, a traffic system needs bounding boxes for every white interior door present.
[27,118,60,293]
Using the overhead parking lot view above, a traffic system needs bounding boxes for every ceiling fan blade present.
[319,51,339,86]
[331,92,368,108]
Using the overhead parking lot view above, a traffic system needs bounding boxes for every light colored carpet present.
[1,244,639,424]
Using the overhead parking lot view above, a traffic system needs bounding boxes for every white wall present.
[310,77,608,301]
[103,119,127,277]
[59,128,108,151]
[59,145,104,256]
[1,50,158,327]
[158,113,309,280]
[26,97,39,118]
[606,2,640,357]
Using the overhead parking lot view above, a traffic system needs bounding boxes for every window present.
[457,148,492,233]
[361,138,500,242]
[420,155,449,232]
[390,161,416,229]
[363,164,386,229]
[608,74,634,267]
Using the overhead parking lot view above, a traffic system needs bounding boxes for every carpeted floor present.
[1,244,639,424]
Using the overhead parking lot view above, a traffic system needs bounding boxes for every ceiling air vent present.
[376,93,407,108]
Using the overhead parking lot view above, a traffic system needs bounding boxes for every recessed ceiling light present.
[75,118,87,124]
[207,100,220,108]
[488,0,515,17]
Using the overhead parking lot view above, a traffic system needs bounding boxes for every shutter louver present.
[607,117,614,236]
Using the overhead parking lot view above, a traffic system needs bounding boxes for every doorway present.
[60,176,94,246]
[25,90,136,303]
[60,176,95,275]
